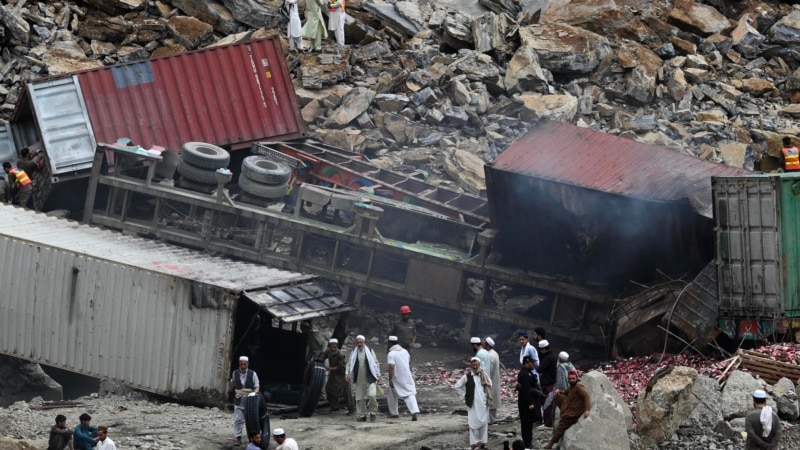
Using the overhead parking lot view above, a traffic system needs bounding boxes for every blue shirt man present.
[73,413,98,450]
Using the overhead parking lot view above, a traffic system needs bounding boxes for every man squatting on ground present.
[228,355,259,446]
[455,356,493,450]
[48,414,74,450]
[272,428,299,450]
[72,413,98,450]
[346,334,381,421]
[544,369,590,449]
[387,335,420,420]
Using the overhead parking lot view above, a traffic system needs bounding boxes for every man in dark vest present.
[228,355,260,446]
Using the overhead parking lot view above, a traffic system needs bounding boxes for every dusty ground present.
[0,346,553,450]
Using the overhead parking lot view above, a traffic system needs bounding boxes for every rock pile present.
[1,0,800,195]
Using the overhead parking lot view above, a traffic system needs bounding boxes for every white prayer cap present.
[753,389,767,399]
[485,337,495,347]
[273,428,285,436]
[356,335,365,341]
[559,351,569,361]
[470,337,481,344]
[538,339,550,348]
[329,338,339,344]
[389,335,398,341]
[470,357,481,363]
[239,356,249,362]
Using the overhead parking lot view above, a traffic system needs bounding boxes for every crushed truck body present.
[0,204,353,406]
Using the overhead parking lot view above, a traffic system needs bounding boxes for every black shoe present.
[412,414,418,421]
[388,414,400,418]
[346,410,355,416]
[369,413,376,421]
[357,416,367,422]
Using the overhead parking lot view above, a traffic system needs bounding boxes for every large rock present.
[720,370,774,419]
[637,366,698,443]
[562,371,631,450]
[325,87,376,128]
[443,148,486,194]
[221,0,279,29]
[504,27,549,94]
[518,93,578,122]
[0,5,30,43]
[668,0,731,35]
[523,23,611,75]
[168,16,214,50]
[717,142,750,169]
[769,9,800,45]
[731,13,765,58]
[772,377,800,420]
[684,374,723,428]
[171,0,238,34]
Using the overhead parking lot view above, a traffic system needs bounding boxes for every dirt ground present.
[0,345,555,450]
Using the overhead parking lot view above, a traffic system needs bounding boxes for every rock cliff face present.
[2,0,800,193]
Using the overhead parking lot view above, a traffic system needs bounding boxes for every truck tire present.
[177,176,216,194]
[298,361,326,417]
[177,159,219,185]
[238,175,289,199]
[243,394,270,437]
[181,142,230,169]
[242,156,292,185]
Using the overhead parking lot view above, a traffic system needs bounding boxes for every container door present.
[28,76,97,178]
[0,123,17,167]
[779,175,800,317]
[715,177,782,317]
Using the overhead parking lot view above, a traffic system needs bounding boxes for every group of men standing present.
[286,0,346,53]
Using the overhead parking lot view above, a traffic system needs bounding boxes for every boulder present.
[221,0,280,29]
[772,377,799,420]
[505,27,548,94]
[0,5,30,43]
[717,142,750,168]
[325,87,376,128]
[518,93,578,122]
[668,0,731,35]
[637,366,698,443]
[684,374,723,428]
[720,370,774,419]
[522,23,611,75]
[731,13,765,58]
[375,94,411,113]
[443,148,486,194]
[167,16,214,50]
[769,9,800,45]
[171,0,238,34]
[562,371,631,450]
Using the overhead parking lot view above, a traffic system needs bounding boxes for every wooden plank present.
[738,349,800,383]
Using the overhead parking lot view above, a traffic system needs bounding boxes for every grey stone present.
[504,27,549,94]
[768,9,800,45]
[325,87,376,128]
[720,371,773,420]
[522,23,611,75]
[562,371,631,450]
[375,94,410,113]
[668,0,731,35]
[167,15,213,50]
[220,0,278,29]
[638,367,698,443]
[731,14,765,59]
[772,377,799,420]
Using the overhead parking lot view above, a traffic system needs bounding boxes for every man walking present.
[517,356,537,450]
[228,355,260,446]
[391,305,416,351]
[272,428,299,450]
[544,370,590,449]
[48,414,74,450]
[3,162,32,207]
[387,335,420,420]
[347,335,380,422]
[781,137,800,172]
[483,337,501,423]
[72,413,98,450]
[94,426,116,450]
[301,0,326,52]
[537,340,558,427]
[320,338,355,414]
[455,357,493,450]
[746,389,781,449]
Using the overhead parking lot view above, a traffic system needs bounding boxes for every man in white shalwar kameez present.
[455,357,493,449]
[386,336,420,420]
[286,0,303,51]
[346,335,380,421]
[327,0,346,51]
[483,337,502,423]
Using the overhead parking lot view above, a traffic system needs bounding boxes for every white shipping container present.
[0,204,348,404]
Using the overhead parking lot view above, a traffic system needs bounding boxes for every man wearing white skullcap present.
[745,389,781,449]
[347,335,380,421]
[272,428,299,450]
[320,338,355,415]
[537,339,558,427]
[227,356,260,446]
[387,335,420,420]
[470,337,490,380]
[455,357,493,449]
[482,337,501,423]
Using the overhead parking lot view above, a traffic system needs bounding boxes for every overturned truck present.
[0,204,353,418]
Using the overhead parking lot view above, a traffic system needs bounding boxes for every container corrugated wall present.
[76,37,305,151]
[714,173,800,318]
[0,235,233,398]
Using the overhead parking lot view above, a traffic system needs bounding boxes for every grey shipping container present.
[0,204,352,405]
[714,173,800,319]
